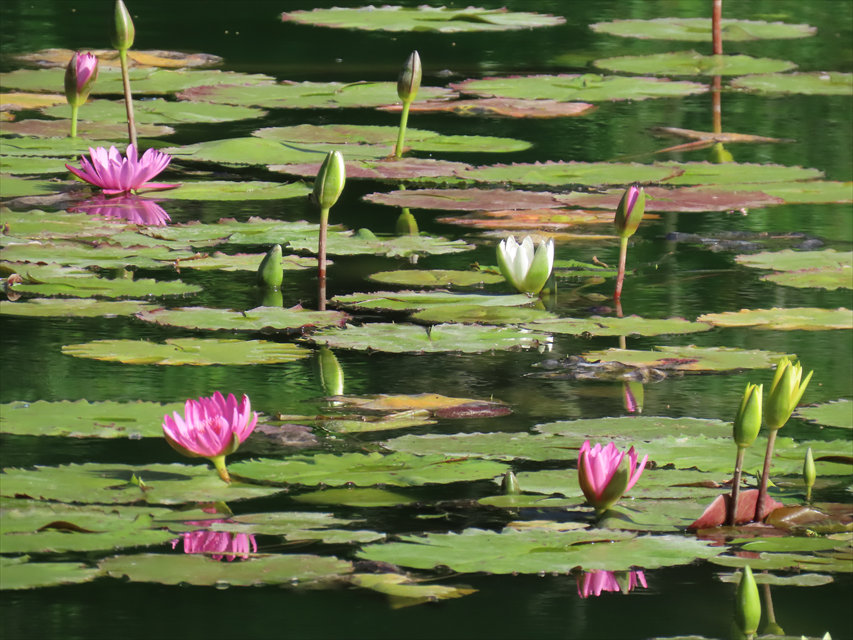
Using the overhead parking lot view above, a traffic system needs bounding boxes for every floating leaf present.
[135,306,348,333]
[293,488,416,508]
[0,241,195,269]
[460,161,679,187]
[0,174,67,198]
[0,298,153,318]
[383,431,574,462]
[280,6,565,32]
[581,345,791,372]
[43,98,265,124]
[696,181,853,204]
[796,400,852,430]
[412,304,556,325]
[339,393,509,416]
[535,416,730,440]
[14,48,222,70]
[8,273,200,299]
[368,269,504,288]
[594,52,795,76]
[156,180,310,201]
[379,98,596,119]
[0,156,76,175]
[0,137,119,158]
[736,249,851,272]
[331,291,534,313]
[61,337,310,365]
[697,307,852,330]
[437,208,616,231]
[717,572,833,587]
[762,268,853,290]
[710,551,853,573]
[659,162,822,186]
[0,557,100,590]
[524,315,712,337]
[731,72,853,96]
[350,573,476,607]
[589,18,816,41]
[558,186,783,212]
[0,118,172,140]
[270,157,470,181]
[0,92,66,111]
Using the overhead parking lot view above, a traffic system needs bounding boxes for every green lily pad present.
[61,337,310,365]
[0,556,100,590]
[368,269,504,288]
[0,118,172,140]
[0,137,119,158]
[8,273,200,299]
[135,306,348,333]
[411,304,556,325]
[170,252,315,272]
[331,291,535,313]
[350,573,476,606]
[0,399,184,438]
[365,187,567,212]
[589,18,816,41]
[659,161,822,186]
[0,240,195,269]
[0,208,124,240]
[308,322,551,353]
[292,488,416,508]
[322,413,436,434]
[42,98,266,124]
[0,298,153,318]
[717,572,833,587]
[763,267,853,290]
[380,97,596,119]
[99,553,352,586]
[270,157,471,181]
[694,181,853,204]
[357,528,722,573]
[796,399,852,430]
[697,307,853,330]
[736,249,852,272]
[535,416,730,440]
[581,345,792,372]
[383,430,576,462]
[0,174,67,198]
[594,52,795,77]
[523,315,712,337]
[451,74,707,102]
[178,512,385,544]
[0,463,282,505]
[0,156,70,175]
[710,551,853,573]
[280,6,565,32]
[460,161,679,187]
[730,72,853,96]
[160,180,310,201]
[230,452,508,487]
[735,536,849,553]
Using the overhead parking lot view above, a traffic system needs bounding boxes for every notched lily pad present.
[731,72,852,96]
[0,298,153,318]
[524,315,712,337]
[697,307,852,330]
[330,291,534,313]
[135,306,348,333]
[460,161,680,187]
[350,572,476,607]
[581,345,791,372]
[594,52,795,77]
[411,304,556,325]
[589,18,816,41]
[0,557,100,590]
[365,188,568,212]
[735,249,853,290]
[271,157,470,181]
[796,399,852,430]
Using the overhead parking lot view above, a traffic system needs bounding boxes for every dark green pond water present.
[1,1,851,639]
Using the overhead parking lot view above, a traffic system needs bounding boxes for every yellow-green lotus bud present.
[315,346,344,396]
[803,446,816,500]
[261,288,283,308]
[709,142,734,163]
[396,209,419,235]
[735,565,761,637]
[766,357,813,430]
[496,235,555,296]
[312,150,346,211]
[613,185,645,239]
[112,0,136,51]
[257,244,283,288]
[397,50,422,103]
[501,470,520,495]
[733,383,763,448]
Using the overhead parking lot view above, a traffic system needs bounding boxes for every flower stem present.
[118,48,137,148]
[394,100,412,158]
[69,104,79,138]
[754,429,778,521]
[726,446,746,526]
[712,0,723,55]
[318,207,329,310]
[211,455,231,484]
[614,236,628,300]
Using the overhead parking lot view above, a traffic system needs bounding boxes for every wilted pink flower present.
[162,392,258,483]
[65,144,177,195]
[577,570,647,598]
[577,440,647,514]
[171,527,257,562]
[68,194,171,226]
[65,51,99,107]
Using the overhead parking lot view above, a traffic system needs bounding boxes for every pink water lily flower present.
[162,392,258,483]
[577,440,647,514]
[65,51,99,106]
[577,570,647,598]
[171,525,257,562]
[66,144,177,195]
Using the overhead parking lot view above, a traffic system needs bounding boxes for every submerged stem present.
[318,207,329,311]
[118,48,137,148]
[614,236,629,300]
[726,446,746,526]
[394,100,412,158]
[754,429,778,521]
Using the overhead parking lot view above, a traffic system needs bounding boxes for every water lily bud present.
[733,382,763,448]
[734,565,761,637]
[613,185,645,239]
[501,470,520,495]
[397,50,422,103]
[64,51,99,108]
[803,446,816,500]
[496,235,555,296]
[766,357,813,430]
[577,441,647,515]
[396,209,419,235]
[312,150,346,211]
[260,288,283,308]
[709,142,734,163]
[315,346,344,397]
[112,0,136,51]
[257,244,283,288]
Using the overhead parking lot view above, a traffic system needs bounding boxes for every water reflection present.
[68,194,171,226]
[171,525,257,561]
[577,570,647,598]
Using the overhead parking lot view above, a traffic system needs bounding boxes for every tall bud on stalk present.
[112,0,136,51]
[803,447,816,502]
[734,565,761,639]
[394,50,421,158]
[613,185,645,301]
[315,346,344,397]
[257,244,283,289]
[727,382,762,525]
[64,52,99,137]
[313,151,346,311]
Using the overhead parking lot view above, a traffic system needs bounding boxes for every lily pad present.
[535,416,730,440]
[589,18,816,41]
[763,267,853,290]
[383,430,576,462]
[280,6,565,32]
[338,393,509,416]
[330,291,535,313]
[364,188,568,212]
[451,74,707,102]
[155,180,310,201]
[14,48,223,70]
[379,98,596,119]
[0,298,153,318]
[230,452,508,487]
[411,304,556,325]
[558,186,784,212]
[350,573,476,607]
[7,273,200,299]
[61,337,310,365]
[0,463,282,505]
[717,571,833,587]
[270,157,470,181]
[710,551,853,573]
[42,98,265,124]
[0,241,196,269]
[697,307,852,330]
[135,306,348,333]
[0,156,77,175]
[0,92,66,111]
[0,119,173,140]
[99,553,352,586]
[307,323,551,353]
[460,161,679,187]
[368,269,504,288]
[0,137,120,158]
[694,181,853,204]
[436,208,616,231]
[523,315,712,337]
[0,174,68,198]
[292,488,416,508]
[796,399,852,430]
[735,249,852,272]
[170,252,315,273]
[0,399,184,438]
[357,528,722,573]
[581,345,792,372]
[594,52,795,76]
[0,557,100,590]
[659,162,822,186]
[731,72,853,96]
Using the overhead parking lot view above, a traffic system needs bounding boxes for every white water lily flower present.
[496,235,554,295]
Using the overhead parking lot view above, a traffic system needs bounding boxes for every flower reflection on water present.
[68,194,171,226]
[171,525,258,562]
[577,570,648,598]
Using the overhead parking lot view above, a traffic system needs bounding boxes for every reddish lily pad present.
[654,127,790,145]
[364,188,567,212]
[559,186,784,212]
[436,208,616,231]
[688,490,785,530]
[731,72,852,96]
[581,345,791,372]
[697,307,852,330]
[14,48,223,70]
[589,18,816,41]
[379,98,595,119]
[595,52,795,77]
[0,119,173,139]
[270,157,470,181]
[135,306,348,333]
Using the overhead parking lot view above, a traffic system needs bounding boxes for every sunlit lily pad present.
[594,52,795,76]
[697,307,852,330]
[460,161,679,187]
[523,315,712,337]
[230,452,508,487]
[0,92,66,111]
[0,298,153,318]
[796,399,852,430]
[170,251,315,272]
[135,306,347,333]
[0,119,173,140]
[731,72,853,95]
[0,463,282,504]
[763,268,853,290]
[0,399,184,438]
[99,553,352,586]
[7,273,200,299]
[659,161,822,185]
[14,48,223,70]
[0,174,68,198]
[163,136,379,167]
[451,74,707,102]
[535,416,730,440]
[589,18,816,41]
[61,337,310,365]
[581,345,791,372]
[331,291,534,313]
[411,304,556,325]
[164,181,313,201]
[0,557,100,590]
[270,157,470,181]
[384,431,575,462]
[0,156,76,175]
[0,241,195,269]
[736,249,851,272]
[280,6,565,32]
[357,528,722,573]
[379,98,596,119]
[293,488,416,508]
[0,137,120,158]
[350,573,476,607]
[368,269,504,288]
[321,413,436,434]
[694,180,853,204]
[43,98,265,124]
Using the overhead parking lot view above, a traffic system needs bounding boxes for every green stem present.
[754,429,778,521]
[70,103,79,138]
[318,207,329,311]
[210,455,231,484]
[614,236,628,300]
[394,100,411,158]
[726,446,746,526]
[118,48,137,148]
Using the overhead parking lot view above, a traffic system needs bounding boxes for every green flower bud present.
[613,185,645,239]
[257,244,283,288]
[315,346,344,397]
[803,446,816,501]
[766,357,813,430]
[501,470,520,495]
[312,150,346,211]
[396,209,419,235]
[64,52,99,108]
[734,565,761,637]
[112,0,136,52]
[709,142,734,163]
[733,383,763,448]
[397,50,422,103]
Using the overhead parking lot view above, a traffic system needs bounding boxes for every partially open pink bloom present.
[68,194,171,226]
[65,144,178,195]
[577,440,648,514]
[65,51,98,107]
[171,525,257,562]
[577,570,647,598]
[162,392,258,483]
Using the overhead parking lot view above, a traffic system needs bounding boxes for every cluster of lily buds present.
[496,235,554,296]
[577,570,647,598]
[732,382,763,448]
[765,357,813,430]
[577,440,647,515]
[64,52,98,108]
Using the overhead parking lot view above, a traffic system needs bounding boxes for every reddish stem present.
[712,0,723,55]
[614,236,628,301]
[318,207,328,311]
[754,429,778,521]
